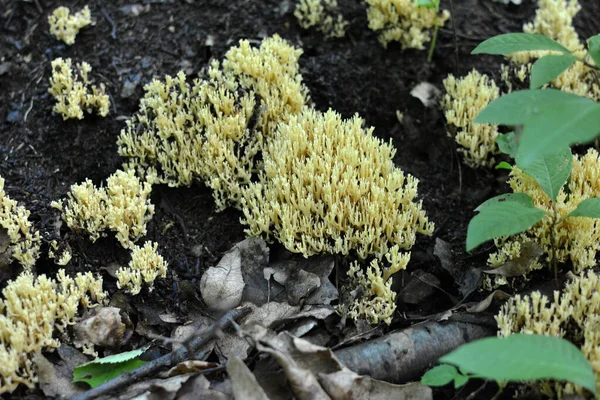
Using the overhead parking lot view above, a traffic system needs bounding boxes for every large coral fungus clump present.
[241,108,434,260]
[497,270,600,397]
[0,270,106,393]
[365,0,450,49]
[441,70,501,168]
[489,149,600,275]
[0,177,40,270]
[117,35,309,210]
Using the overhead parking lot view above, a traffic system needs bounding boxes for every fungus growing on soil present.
[365,0,450,49]
[441,70,501,168]
[116,241,168,295]
[294,0,348,38]
[497,270,600,397]
[118,35,309,210]
[0,270,106,393]
[48,57,110,120]
[0,176,40,270]
[51,169,154,250]
[48,5,92,45]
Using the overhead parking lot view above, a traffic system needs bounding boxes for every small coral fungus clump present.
[52,169,154,249]
[294,0,348,38]
[441,70,501,168]
[497,270,600,397]
[0,270,106,393]
[241,108,434,260]
[48,6,92,45]
[48,58,110,120]
[365,0,450,49]
[0,177,40,269]
[118,35,309,210]
[116,241,168,295]
[489,149,600,275]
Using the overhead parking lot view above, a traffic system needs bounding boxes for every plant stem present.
[550,201,558,285]
[427,1,440,62]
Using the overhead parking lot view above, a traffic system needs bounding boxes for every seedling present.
[465,32,600,280]
[416,0,441,62]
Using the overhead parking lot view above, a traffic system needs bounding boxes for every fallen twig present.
[71,307,251,400]
[334,320,493,383]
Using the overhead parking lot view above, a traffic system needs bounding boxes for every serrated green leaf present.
[516,147,572,202]
[496,132,518,157]
[475,89,591,125]
[421,364,459,387]
[440,334,597,396]
[568,198,600,218]
[73,346,149,388]
[73,358,146,388]
[467,194,546,251]
[530,54,576,89]
[517,100,600,165]
[495,161,512,170]
[587,35,600,68]
[472,33,570,55]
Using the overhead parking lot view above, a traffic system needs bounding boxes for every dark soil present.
[1,0,600,398]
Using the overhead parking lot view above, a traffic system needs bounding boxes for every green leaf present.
[568,198,600,218]
[440,334,597,396]
[453,374,469,388]
[530,54,576,89]
[472,33,571,55]
[421,364,459,387]
[475,89,591,125]
[475,192,536,212]
[517,100,600,165]
[467,194,546,251]
[516,147,572,202]
[496,132,518,157]
[73,347,149,388]
[495,161,512,170]
[587,35,600,68]
[416,0,438,7]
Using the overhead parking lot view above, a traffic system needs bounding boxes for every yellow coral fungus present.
[0,177,40,270]
[294,0,348,38]
[48,57,110,120]
[48,5,91,45]
[441,70,501,168]
[241,108,434,260]
[489,149,600,274]
[116,241,168,295]
[346,245,409,325]
[0,270,106,393]
[497,270,600,397]
[117,35,309,210]
[365,0,450,49]
[51,169,154,249]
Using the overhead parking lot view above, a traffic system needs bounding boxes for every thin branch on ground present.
[71,306,251,400]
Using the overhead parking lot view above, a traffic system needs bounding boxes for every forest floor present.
[1,0,600,399]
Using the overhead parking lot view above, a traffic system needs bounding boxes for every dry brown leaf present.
[227,356,270,400]
[200,242,246,311]
[161,360,219,378]
[34,352,85,398]
[318,370,432,400]
[465,290,511,313]
[484,242,544,277]
[74,307,133,350]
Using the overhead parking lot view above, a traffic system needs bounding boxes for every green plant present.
[465,33,600,281]
[421,334,597,397]
[416,0,441,62]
